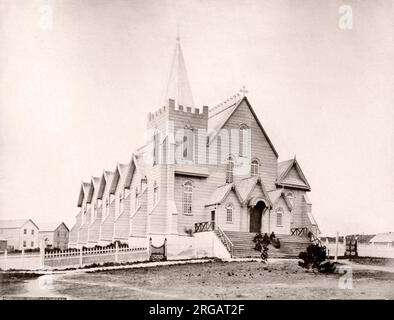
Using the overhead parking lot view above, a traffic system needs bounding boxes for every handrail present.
[291,227,327,254]
[216,225,234,257]
[194,221,215,233]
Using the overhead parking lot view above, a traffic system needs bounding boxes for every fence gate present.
[345,237,358,257]
[149,238,167,261]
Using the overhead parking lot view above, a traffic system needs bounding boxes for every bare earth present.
[44,259,394,300]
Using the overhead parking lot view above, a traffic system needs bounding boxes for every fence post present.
[79,247,83,268]
[40,240,45,270]
[115,241,119,263]
[334,232,339,262]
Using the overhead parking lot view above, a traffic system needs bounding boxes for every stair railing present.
[216,226,234,257]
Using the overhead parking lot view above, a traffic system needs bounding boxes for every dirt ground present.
[45,259,394,300]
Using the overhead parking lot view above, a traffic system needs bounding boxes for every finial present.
[294,154,297,160]
[240,86,248,96]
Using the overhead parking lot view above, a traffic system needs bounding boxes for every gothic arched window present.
[226,156,234,183]
[239,124,249,157]
[153,131,159,165]
[226,203,233,223]
[286,192,294,206]
[183,181,193,215]
[251,159,259,176]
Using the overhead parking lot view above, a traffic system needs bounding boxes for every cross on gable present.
[240,86,248,96]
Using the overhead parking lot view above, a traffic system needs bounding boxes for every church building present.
[68,36,320,259]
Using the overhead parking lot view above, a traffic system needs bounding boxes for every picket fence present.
[0,244,148,270]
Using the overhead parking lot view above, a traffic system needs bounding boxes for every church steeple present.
[162,33,195,109]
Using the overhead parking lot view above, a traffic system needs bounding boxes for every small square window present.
[31,241,34,247]
[31,229,34,235]
[23,241,26,247]
[24,229,27,235]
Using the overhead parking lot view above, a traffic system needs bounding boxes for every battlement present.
[148,98,208,123]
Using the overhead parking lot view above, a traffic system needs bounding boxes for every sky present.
[0,0,393,235]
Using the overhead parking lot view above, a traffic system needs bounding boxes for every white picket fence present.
[325,242,394,259]
[0,244,149,270]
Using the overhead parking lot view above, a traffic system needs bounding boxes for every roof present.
[97,170,115,199]
[277,158,311,191]
[124,154,147,188]
[369,232,394,243]
[38,222,69,232]
[77,182,91,207]
[87,176,102,203]
[205,176,272,208]
[110,162,131,194]
[207,96,278,158]
[205,184,233,207]
[162,36,194,108]
[0,219,38,230]
[267,189,293,211]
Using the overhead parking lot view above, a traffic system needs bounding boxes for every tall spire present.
[162,33,195,109]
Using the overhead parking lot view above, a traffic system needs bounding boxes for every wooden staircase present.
[217,231,312,259]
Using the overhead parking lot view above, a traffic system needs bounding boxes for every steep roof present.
[207,96,278,158]
[124,154,147,189]
[369,232,394,243]
[277,158,311,191]
[0,219,38,230]
[38,222,69,232]
[97,170,115,199]
[77,182,91,207]
[87,176,102,203]
[110,162,131,194]
[162,36,194,108]
[268,189,293,211]
[205,176,272,208]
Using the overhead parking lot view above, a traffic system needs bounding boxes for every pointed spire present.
[162,31,195,109]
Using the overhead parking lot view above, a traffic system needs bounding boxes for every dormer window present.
[153,181,159,206]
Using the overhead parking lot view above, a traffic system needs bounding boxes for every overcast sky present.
[0,0,393,235]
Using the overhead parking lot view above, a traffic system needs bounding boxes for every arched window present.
[226,204,233,223]
[251,159,259,176]
[182,128,194,161]
[226,156,234,183]
[183,181,193,215]
[276,207,283,226]
[153,181,159,206]
[239,124,249,157]
[119,190,124,213]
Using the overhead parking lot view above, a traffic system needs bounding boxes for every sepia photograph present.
[0,0,393,312]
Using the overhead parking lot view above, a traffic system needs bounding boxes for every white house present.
[369,232,394,247]
[38,222,69,250]
[0,219,40,251]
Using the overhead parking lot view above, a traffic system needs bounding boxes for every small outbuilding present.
[369,232,394,247]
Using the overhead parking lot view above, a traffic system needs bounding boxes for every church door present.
[249,202,264,233]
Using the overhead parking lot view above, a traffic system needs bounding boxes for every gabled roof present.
[38,222,69,232]
[87,176,102,203]
[277,158,311,191]
[205,176,273,208]
[268,189,293,211]
[110,162,131,194]
[205,183,234,207]
[97,170,115,200]
[0,219,39,230]
[207,96,278,158]
[369,232,394,243]
[124,154,147,189]
[77,182,91,207]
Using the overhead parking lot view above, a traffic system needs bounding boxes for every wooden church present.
[68,36,320,259]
